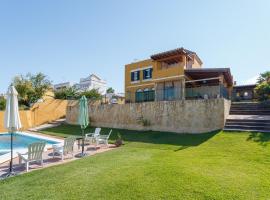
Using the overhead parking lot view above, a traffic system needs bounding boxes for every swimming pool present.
[0,132,63,163]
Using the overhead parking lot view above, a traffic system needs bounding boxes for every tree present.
[54,87,78,100]
[257,71,270,84]
[80,89,102,101]
[0,96,6,110]
[13,75,33,106]
[255,71,270,101]
[13,72,52,107]
[28,73,51,103]
[106,87,115,94]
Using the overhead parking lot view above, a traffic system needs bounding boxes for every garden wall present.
[0,99,68,132]
[66,99,231,134]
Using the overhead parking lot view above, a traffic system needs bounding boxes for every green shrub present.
[80,89,102,101]
[13,72,52,107]
[0,97,6,110]
[137,116,151,126]
[54,87,78,100]
[255,71,270,101]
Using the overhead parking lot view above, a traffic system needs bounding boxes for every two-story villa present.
[125,47,233,103]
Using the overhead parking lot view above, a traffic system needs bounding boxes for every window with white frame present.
[131,71,140,82]
[143,68,153,80]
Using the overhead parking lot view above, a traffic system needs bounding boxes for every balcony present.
[126,84,229,103]
[185,85,229,99]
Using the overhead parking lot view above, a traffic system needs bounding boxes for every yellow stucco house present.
[125,47,233,103]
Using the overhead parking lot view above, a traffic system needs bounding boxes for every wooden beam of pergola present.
[185,77,220,83]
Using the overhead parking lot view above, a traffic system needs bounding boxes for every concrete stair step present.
[230,108,270,111]
[224,125,270,131]
[223,128,270,133]
[231,104,264,107]
[230,110,270,115]
[226,119,270,123]
[230,111,270,115]
[230,107,269,110]
[231,103,270,107]
[232,102,261,105]
[226,121,270,126]
[229,114,270,117]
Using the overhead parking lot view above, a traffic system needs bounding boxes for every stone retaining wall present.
[66,99,231,134]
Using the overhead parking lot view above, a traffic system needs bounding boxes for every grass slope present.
[1,125,270,200]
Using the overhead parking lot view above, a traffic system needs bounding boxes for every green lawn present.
[1,125,270,200]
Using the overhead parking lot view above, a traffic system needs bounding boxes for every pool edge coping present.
[0,131,64,164]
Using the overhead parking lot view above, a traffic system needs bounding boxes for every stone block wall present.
[66,99,231,134]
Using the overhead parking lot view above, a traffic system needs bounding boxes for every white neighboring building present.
[75,74,107,94]
[54,74,107,94]
[54,82,72,91]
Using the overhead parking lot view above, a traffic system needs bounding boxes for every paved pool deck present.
[0,133,116,178]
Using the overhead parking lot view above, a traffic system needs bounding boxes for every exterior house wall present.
[125,59,155,102]
[192,58,202,68]
[124,48,204,103]
[153,59,185,79]
[125,57,186,102]
[66,99,230,134]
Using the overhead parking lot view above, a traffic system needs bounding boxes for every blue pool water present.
[0,133,58,153]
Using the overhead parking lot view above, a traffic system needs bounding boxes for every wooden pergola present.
[185,68,233,87]
[151,47,203,65]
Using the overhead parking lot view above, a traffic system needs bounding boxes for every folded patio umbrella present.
[4,85,22,177]
[78,95,89,156]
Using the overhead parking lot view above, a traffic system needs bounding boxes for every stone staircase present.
[229,102,270,115]
[224,102,270,133]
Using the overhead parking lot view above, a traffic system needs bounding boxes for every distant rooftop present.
[233,84,257,88]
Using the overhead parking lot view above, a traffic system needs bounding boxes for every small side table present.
[76,136,83,150]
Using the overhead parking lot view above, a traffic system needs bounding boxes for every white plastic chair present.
[85,128,101,145]
[18,142,46,172]
[52,136,76,161]
[97,129,112,147]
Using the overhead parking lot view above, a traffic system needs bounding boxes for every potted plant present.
[114,132,123,147]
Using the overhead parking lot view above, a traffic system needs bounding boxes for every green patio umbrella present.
[78,95,89,156]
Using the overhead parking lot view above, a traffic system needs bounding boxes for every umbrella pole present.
[81,128,85,156]
[3,132,15,178]
[9,132,14,173]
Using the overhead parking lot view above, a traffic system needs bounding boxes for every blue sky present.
[0,0,269,93]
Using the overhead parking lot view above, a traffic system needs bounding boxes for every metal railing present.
[155,87,183,101]
[126,84,230,103]
[185,85,229,99]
